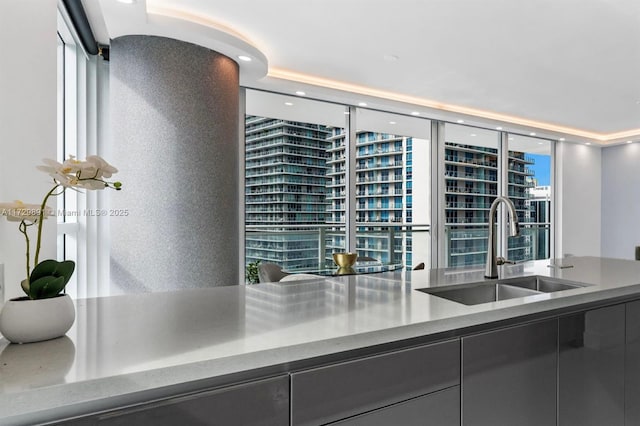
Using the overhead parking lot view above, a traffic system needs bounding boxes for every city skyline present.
[244,116,550,278]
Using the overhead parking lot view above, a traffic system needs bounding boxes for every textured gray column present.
[109,35,239,292]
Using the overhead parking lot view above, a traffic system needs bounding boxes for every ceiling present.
[87,0,640,145]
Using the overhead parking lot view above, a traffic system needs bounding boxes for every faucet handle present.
[496,256,517,265]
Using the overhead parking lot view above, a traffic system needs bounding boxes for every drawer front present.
[462,319,557,426]
[331,386,460,426]
[56,375,289,426]
[291,339,460,426]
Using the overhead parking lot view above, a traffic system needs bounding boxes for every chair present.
[257,263,290,283]
[279,273,323,282]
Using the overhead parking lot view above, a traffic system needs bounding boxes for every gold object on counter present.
[333,252,357,268]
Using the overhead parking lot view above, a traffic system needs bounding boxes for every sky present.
[529,154,550,186]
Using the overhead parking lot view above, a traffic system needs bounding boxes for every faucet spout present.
[485,196,520,278]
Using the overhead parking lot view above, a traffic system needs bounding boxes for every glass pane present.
[354,109,431,269]
[444,123,500,268]
[507,134,552,261]
[244,90,346,282]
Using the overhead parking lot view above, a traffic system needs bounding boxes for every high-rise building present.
[527,185,552,260]
[444,142,536,267]
[245,117,542,274]
[326,130,412,266]
[244,116,331,270]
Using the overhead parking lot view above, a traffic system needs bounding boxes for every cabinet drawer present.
[330,386,460,426]
[55,376,289,426]
[291,339,459,426]
[560,304,625,426]
[462,319,557,426]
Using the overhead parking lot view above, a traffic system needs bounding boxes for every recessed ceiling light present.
[628,140,633,144]
[457,120,464,124]
[496,127,503,130]
[470,134,477,137]
[117,0,136,3]
[295,91,306,96]
[358,102,367,107]
[284,102,293,106]
[411,111,420,116]
[508,137,514,141]
[529,132,536,136]
[344,111,350,115]
[538,142,544,145]
[585,142,591,145]
[389,121,397,125]
[559,138,566,141]
[238,55,252,62]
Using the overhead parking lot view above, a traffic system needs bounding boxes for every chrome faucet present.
[485,196,520,278]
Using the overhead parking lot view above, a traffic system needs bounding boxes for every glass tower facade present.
[445,142,536,267]
[326,130,411,266]
[245,116,332,270]
[244,114,547,277]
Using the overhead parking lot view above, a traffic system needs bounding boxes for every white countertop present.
[2,256,640,424]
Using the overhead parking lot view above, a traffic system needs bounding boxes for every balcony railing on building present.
[445,222,551,268]
[245,223,430,273]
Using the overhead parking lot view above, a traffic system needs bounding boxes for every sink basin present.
[498,276,588,292]
[418,283,542,306]
[418,275,591,306]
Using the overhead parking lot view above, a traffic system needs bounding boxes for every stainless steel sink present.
[418,275,591,306]
[498,276,587,292]
[419,283,542,305]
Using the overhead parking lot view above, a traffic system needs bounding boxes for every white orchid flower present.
[0,200,53,222]
[85,155,118,178]
[8,155,122,294]
[38,155,120,190]
[37,159,77,187]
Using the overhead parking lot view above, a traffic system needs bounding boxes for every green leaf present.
[29,276,66,299]
[31,259,75,285]
[28,259,75,299]
[21,279,30,296]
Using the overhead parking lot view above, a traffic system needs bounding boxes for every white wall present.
[601,143,640,259]
[556,141,601,258]
[0,1,58,300]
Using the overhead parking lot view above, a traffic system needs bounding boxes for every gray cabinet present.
[55,375,289,426]
[330,386,460,426]
[462,319,557,426]
[291,339,459,426]
[626,300,640,424]
[559,304,625,426]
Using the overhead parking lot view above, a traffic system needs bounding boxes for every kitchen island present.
[2,256,640,425]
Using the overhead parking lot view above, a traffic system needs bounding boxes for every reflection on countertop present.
[0,336,75,392]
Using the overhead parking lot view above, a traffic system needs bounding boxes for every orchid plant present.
[0,155,122,300]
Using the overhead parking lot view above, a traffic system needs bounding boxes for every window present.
[243,89,554,279]
[442,124,554,268]
[353,109,431,268]
[57,7,112,296]
[244,90,346,277]
[443,123,499,268]
[57,12,79,295]
[507,134,552,261]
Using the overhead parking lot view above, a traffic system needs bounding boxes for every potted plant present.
[0,155,121,343]
[246,260,261,284]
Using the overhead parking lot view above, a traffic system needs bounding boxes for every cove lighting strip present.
[269,68,640,144]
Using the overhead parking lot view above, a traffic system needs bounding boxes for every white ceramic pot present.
[0,294,75,344]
